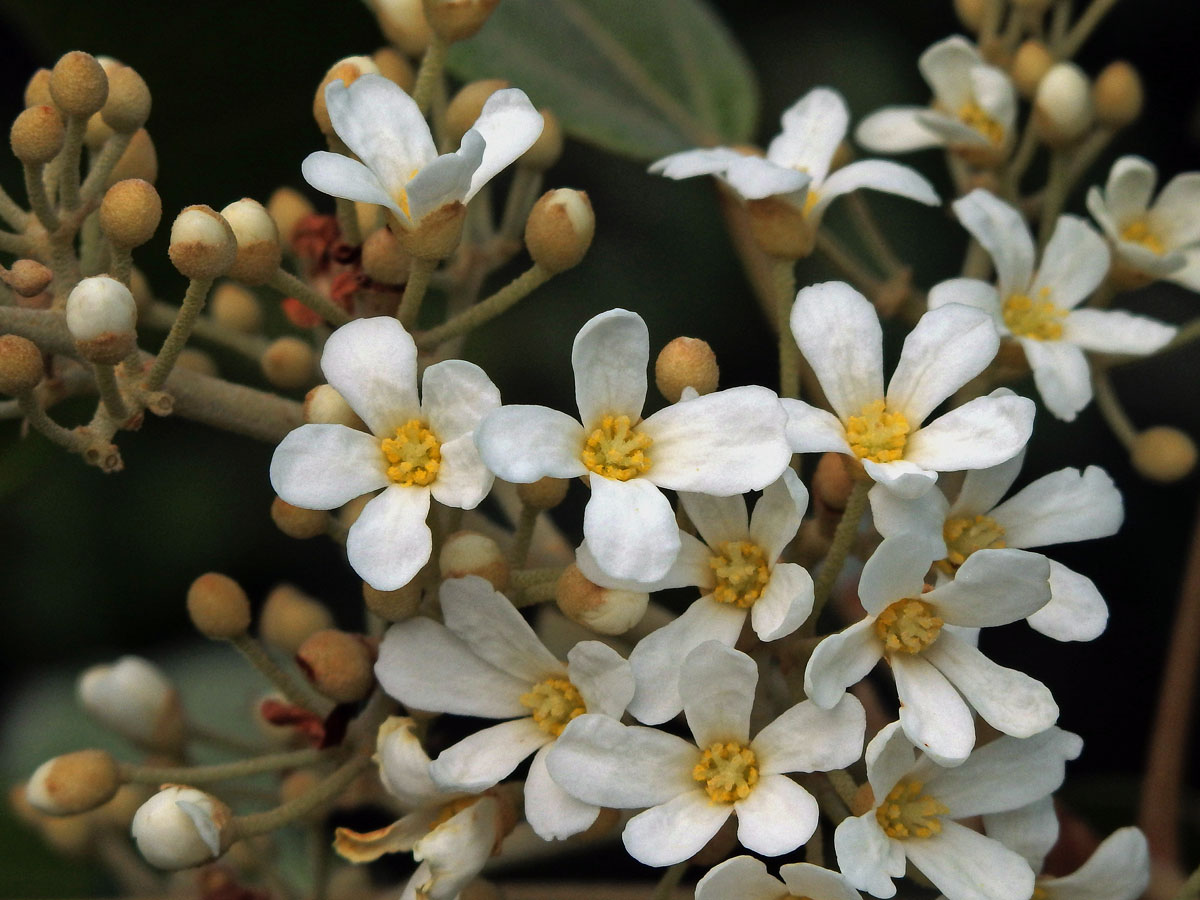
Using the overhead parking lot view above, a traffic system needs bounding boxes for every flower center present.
[936,514,1007,574]
[693,741,759,804]
[581,415,652,481]
[428,796,478,831]
[846,400,910,464]
[875,598,943,655]
[874,778,949,839]
[709,541,771,608]
[392,167,421,220]
[520,677,586,737]
[1120,218,1166,255]
[957,101,1005,146]
[1003,290,1066,341]
[381,419,442,486]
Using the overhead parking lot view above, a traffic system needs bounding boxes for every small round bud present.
[1011,40,1054,99]
[314,57,380,136]
[100,65,151,133]
[655,337,719,403]
[303,383,366,428]
[1093,61,1143,129]
[187,572,252,639]
[220,198,282,285]
[0,335,44,395]
[77,656,184,751]
[66,275,138,365]
[82,58,124,149]
[107,127,157,187]
[27,750,121,816]
[524,189,594,274]
[1131,427,1197,484]
[339,494,373,530]
[446,79,509,146]
[11,105,64,164]
[169,205,237,280]
[1034,63,1094,147]
[520,107,563,171]
[363,581,422,621]
[24,69,53,108]
[813,452,854,518]
[131,785,233,870]
[261,336,316,389]
[953,0,986,31]
[371,0,434,55]
[174,348,218,376]
[267,187,315,243]
[361,224,412,284]
[3,259,53,298]
[271,496,329,539]
[99,178,162,249]
[373,47,416,92]
[422,0,500,43]
[556,564,648,635]
[439,531,509,590]
[296,629,375,703]
[356,200,384,237]
[746,195,815,259]
[516,476,569,510]
[50,51,108,118]
[209,282,263,333]
[96,783,152,831]
[260,585,334,653]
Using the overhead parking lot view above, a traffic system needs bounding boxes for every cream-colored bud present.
[267,187,315,244]
[361,225,412,285]
[314,56,381,135]
[96,783,152,831]
[356,200,383,238]
[296,629,375,703]
[439,531,509,590]
[50,51,108,118]
[303,383,365,428]
[371,0,434,56]
[131,786,233,870]
[10,105,64,164]
[525,189,594,273]
[422,0,500,43]
[1034,63,1093,146]
[262,336,316,389]
[271,496,330,539]
[100,178,161,249]
[363,581,423,621]
[169,205,237,280]
[187,572,252,639]
[260,585,335,654]
[0,334,44,395]
[66,276,137,364]
[174,348,218,377]
[1093,61,1143,128]
[82,59,124,149]
[221,198,282,285]
[953,0,986,32]
[521,107,564,171]
[339,493,373,530]
[655,337,719,403]
[516,476,569,510]
[107,128,157,187]
[27,750,121,816]
[1131,427,1197,484]
[813,452,854,517]
[556,564,648,635]
[373,47,416,92]
[209,282,263,333]
[1011,40,1054,99]
[100,65,150,134]
[25,68,53,108]
[446,79,509,146]
[77,656,184,751]
[2,259,53,298]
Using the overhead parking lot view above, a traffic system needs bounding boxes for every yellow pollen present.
[520,677,586,737]
[428,796,478,831]
[1003,289,1066,341]
[380,419,442,486]
[393,167,421,220]
[709,541,771,608]
[957,101,1005,146]
[802,189,820,217]
[845,400,910,463]
[693,741,759,804]
[874,778,949,840]
[937,514,1007,574]
[1030,887,1051,900]
[1120,218,1166,255]
[875,598,943,655]
[581,415,652,481]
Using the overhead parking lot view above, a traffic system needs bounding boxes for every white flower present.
[475,308,791,582]
[1087,155,1200,291]
[935,189,1177,422]
[302,73,542,231]
[835,722,1082,900]
[77,656,182,751]
[270,317,500,591]
[804,534,1055,765]
[783,281,1033,499]
[650,87,938,225]
[856,36,1015,166]
[577,470,814,725]
[696,855,864,900]
[546,641,865,867]
[131,786,233,870]
[870,448,1123,641]
[374,576,635,841]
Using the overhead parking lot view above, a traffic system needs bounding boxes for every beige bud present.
[131,786,233,870]
[174,348,218,377]
[209,282,263,333]
[270,496,330,539]
[50,51,108,118]
[10,105,65,164]
[267,187,315,244]
[27,750,121,816]
[953,0,986,31]
[314,56,381,136]
[66,275,138,364]
[262,336,316,390]
[525,189,594,273]
[2,259,53,298]
[260,584,334,653]
[296,629,376,703]
[746,195,815,259]
[1034,63,1094,147]
[0,335,44,395]
[169,205,237,280]
[101,65,151,133]
[221,198,282,285]
[521,107,563,171]
[1093,61,1144,128]
[77,656,184,751]
[439,531,509,590]
[813,452,855,519]
[361,225,412,285]
[303,383,366,428]
[373,46,416,92]
[278,771,324,823]
[371,0,434,55]
[339,493,373,530]
[422,0,500,43]
[1131,427,1197,484]
[187,572,252,639]
[556,564,648,635]
[446,79,509,146]
[100,178,161,249]
[1011,40,1054,99]
[107,128,157,187]
[516,476,569,510]
[82,58,125,148]
[655,337,719,403]
[363,581,423,621]
[24,68,53,108]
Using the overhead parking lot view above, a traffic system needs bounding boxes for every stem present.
[233,751,373,839]
[979,0,1005,47]
[0,183,27,230]
[804,817,824,865]
[1003,120,1041,200]
[814,231,884,298]
[396,256,437,328]
[513,580,560,608]
[228,633,334,718]
[93,362,128,421]
[1037,150,1071,250]
[509,504,539,567]
[334,197,361,247]
[0,230,29,254]
[141,299,269,361]
[650,863,688,900]
[846,193,906,278]
[411,36,448,116]
[57,115,88,210]
[508,567,563,589]
[16,389,84,450]
[120,747,332,784]
[811,479,871,617]
[499,167,544,242]
[144,278,213,391]
[1092,367,1137,450]
[110,244,133,285]
[775,260,800,400]
[24,163,60,231]
[269,268,351,327]
[416,264,551,349]
[1057,0,1122,58]
[78,132,132,204]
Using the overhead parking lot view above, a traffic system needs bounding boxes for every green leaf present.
[446,0,759,161]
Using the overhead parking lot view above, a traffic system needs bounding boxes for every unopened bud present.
[439,531,509,590]
[339,493,373,530]
[520,107,563,171]
[261,336,316,389]
[1011,40,1054,99]
[27,750,121,816]
[25,69,53,108]
[1034,63,1093,146]
[356,200,384,238]
[953,0,986,32]
[267,187,315,244]
[371,0,433,55]
[524,189,594,274]
[373,47,416,92]
[131,785,233,870]
[187,572,252,639]
[11,105,64,164]
[655,337,719,403]
[296,629,375,703]
[174,348,217,377]
[422,0,500,43]
[100,178,162,249]
[813,452,854,519]
[169,205,237,281]
[303,383,366,428]
[271,496,330,539]
[77,656,184,751]
[260,585,334,653]
[107,128,157,187]
[314,56,381,136]
[446,79,509,146]
[363,581,422,621]
[1131,427,1197,484]
[11,783,97,857]
[209,282,263,333]
[220,198,282,285]
[746,195,815,259]
[361,224,411,284]
[3,259,53,298]
[516,476,569,510]
[99,64,150,134]
[0,335,44,394]
[96,783,152,831]
[66,275,138,365]
[556,564,648,635]
[50,51,108,118]
[83,59,121,148]
[1093,61,1143,129]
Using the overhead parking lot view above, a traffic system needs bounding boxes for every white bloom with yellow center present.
[783,281,1034,499]
[577,470,814,725]
[1087,155,1200,292]
[696,855,864,900]
[934,189,1176,422]
[475,308,792,582]
[270,317,500,591]
[870,449,1123,642]
[805,534,1055,765]
[835,722,1082,900]
[547,641,865,867]
[374,576,635,841]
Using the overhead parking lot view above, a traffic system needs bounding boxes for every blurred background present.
[1,0,1198,893]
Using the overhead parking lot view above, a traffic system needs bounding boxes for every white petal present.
[750,562,813,642]
[421,359,500,442]
[1044,827,1150,900]
[1031,216,1110,309]
[650,146,746,180]
[1105,155,1156,222]
[919,36,982,109]
[1020,338,1092,422]
[905,392,1034,471]
[926,277,1001,317]
[835,813,903,898]
[301,151,400,213]
[474,405,587,481]
[855,107,944,153]
[864,721,916,800]
[813,160,940,221]
[790,282,885,421]
[991,465,1123,548]
[567,640,635,719]
[413,799,497,900]
[406,133,483,223]
[573,308,648,427]
[952,190,1035,299]
[325,75,435,192]
[695,856,789,900]
[1062,308,1176,355]
[971,64,1016,135]
[887,303,1000,424]
[376,717,440,808]
[892,653,976,766]
[584,476,680,582]
[681,641,757,746]
[916,110,993,149]
[463,88,543,201]
[271,425,388,509]
[321,316,420,436]
[863,458,940,499]
[779,862,866,900]
[430,718,551,792]
[1167,246,1200,291]
[429,433,493,510]
[903,819,1035,900]
[981,795,1059,871]
[347,486,432,591]
[768,87,849,181]
[948,447,1026,518]
[928,548,1051,627]
[868,481,948,546]
[723,155,811,200]
[753,693,866,775]
[678,490,749,550]
[750,468,808,560]
[735,774,818,856]
[1086,185,1119,240]
[440,575,562,682]
[1150,173,1200,247]
[577,530,710,593]
[1116,238,1185,277]
[524,744,599,841]
[804,618,881,709]
[782,398,851,454]
[859,534,937,615]
[622,791,731,868]
[1027,560,1108,642]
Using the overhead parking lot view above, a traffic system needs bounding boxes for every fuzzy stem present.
[228,633,334,718]
[1092,367,1137,450]
[110,244,133,285]
[144,278,213,391]
[141,299,268,361]
[120,747,332,784]
[1057,0,1122,58]
[269,267,351,327]
[814,231,884,298]
[396,256,437,328]
[233,751,373,839]
[508,567,563,589]
[846,193,906,278]
[416,264,551,349]
[0,183,28,231]
[811,479,871,617]
[16,389,83,450]
[512,580,560,608]
[651,863,688,900]
[1003,120,1041,200]
[1038,150,1071,250]
[57,116,88,210]
[775,259,800,400]
[499,167,544,242]
[508,504,540,568]
[412,36,448,116]
[93,362,128,421]
[78,132,133,205]
[334,197,361,247]
[24,162,60,231]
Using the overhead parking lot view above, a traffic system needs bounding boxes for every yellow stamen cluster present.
[709,541,771,608]
[875,598,943,655]
[1003,290,1066,341]
[1120,219,1166,255]
[428,796,478,831]
[874,778,949,839]
[693,741,759,804]
[520,677,586,737]
[937,514,1007,574]
[393,167,421,220]
[846,400,910,463]
[581,415,652,481]
[381,419,442,486]
[957,101,1005,146]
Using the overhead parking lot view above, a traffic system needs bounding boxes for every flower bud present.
[303,383,365,428]
[100,64,151,133]
[516,476,569,510]
[169,205,237,281]
[187,572,252,639]
[446,79,509,146]
[11,105,64,165]
[524,189,594,274]
[1011,40,1054,99]
[314,56,381,136]
[362,581,422,621]
[556,564,648,635]
[209,282,263,333]
[0,334,44,395]
[373,47,416,92]
[82,58,124,148]
[131,785,233,870]
[1034,63,1093,147]
[50,51,108,118]
[77,656,184,751]
[439,530,509,590]
[99,178,162,249]
[270,496,329,539]
[267,187,315,244]
[27,750,121,816]
[953,0,986,31]
[813,452,854,521]
[2,259,53,298]
[220,198,282,285]
[25,68,53,108]
[261,336,316,389]
[66,275,138,365]
[296,629,375,703]
[422,0,500,43]
[356,200,384,238]
[107,128,157,187]
[361,224,411,284]
[1093,61,1143,129]
[521,108,563,171]
[260,585,334,653]
[10,784,97,857]
[1131,427,1197,483]
[655,337,719,403]
[339,493,373,530]
[96,783,152,831]
[175,348,218,376]
[371,0,434,55]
